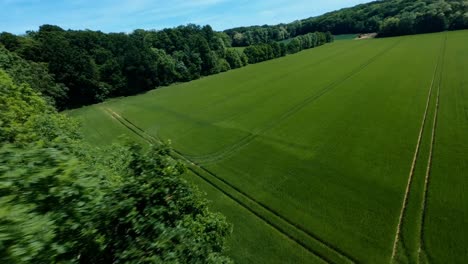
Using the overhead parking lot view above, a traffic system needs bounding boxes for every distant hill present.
[224,0,468,46]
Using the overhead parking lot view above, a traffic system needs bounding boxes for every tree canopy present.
[1,25,235,108]
[0,45,67,108]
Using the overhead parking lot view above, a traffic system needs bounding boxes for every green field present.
[228,46,247,52]
[333,34,359,41]
[68,31,468,263]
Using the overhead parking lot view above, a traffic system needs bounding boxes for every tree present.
[216,32,232,47]
[415,12,448,33]
[0,70,50,143]
[0,45,68,108]
[225,49,244,69]
[96,145,233,263]
[0,144,104,263]
[380,17,401,37]
[0,143,233,264]
[287,38,302,54]
[33,28,103,106]
[232,32,245,46]
[152,48,178,85]
[244,45,260,64]
[325,31,334,43]
[398,12,416,35]
[0,32,20,51]
[279,43,287,57]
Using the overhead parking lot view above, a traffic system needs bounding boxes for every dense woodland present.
[0,25,332,109]
[0,25,235,108]
[225,0,468,46]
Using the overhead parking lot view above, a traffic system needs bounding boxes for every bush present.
[0,69,233,263]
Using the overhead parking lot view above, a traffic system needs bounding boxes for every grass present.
[185,171,324,264]
[67,30,468,263]
[228,46,246,52]
[333,34,358,41]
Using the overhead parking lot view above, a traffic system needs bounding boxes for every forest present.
[0,25,332,109]
[225,0,468,46]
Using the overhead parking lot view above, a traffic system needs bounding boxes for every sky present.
[0,0,373,34]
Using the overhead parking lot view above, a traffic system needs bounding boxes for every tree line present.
[225,0,468,45]
[0,24,233,108]
[243,32,333,64]
[0,24,331,109]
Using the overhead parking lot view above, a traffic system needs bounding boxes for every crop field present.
[333,34,359,41]
[68,31,468,264]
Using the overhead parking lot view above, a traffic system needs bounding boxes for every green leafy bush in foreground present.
[0,69,232,263]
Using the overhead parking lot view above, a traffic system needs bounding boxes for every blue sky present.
[1,0,373,34]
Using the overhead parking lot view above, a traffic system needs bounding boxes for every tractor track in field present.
[101,107,358,264]
[188,164,359,264]
[390,35,446,263]
[184,39,403,165]
[418,33,447,263]
[417,80,440,264]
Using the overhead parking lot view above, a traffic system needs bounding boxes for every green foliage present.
[0,144,105,263]
[96,145,232,263]
[0,69,79,145]
[244,32,331,64]
[225,0,468,42]
[0,70,51,143]
[286,38,302,54]
[0,45,67,108]
[0,69,233,262]
[0,25,239,108]
[0,22,334,110]
[0,197,57,263]
[244,44,275,64]
[227,25,291,47]
[225,49,245,69]
[0,32,20,51]
[0,142,233,263]
[380,17,402,37]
